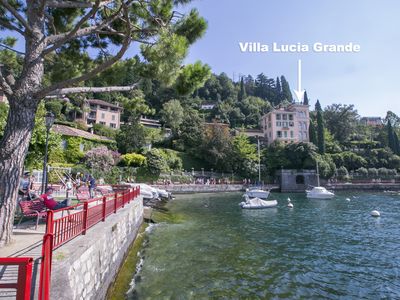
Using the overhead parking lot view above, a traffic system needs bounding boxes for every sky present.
[176,0,400,117]
[2,0,399,117]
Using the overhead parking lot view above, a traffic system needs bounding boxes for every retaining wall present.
[152,184,245,194]
[50,196,143,300]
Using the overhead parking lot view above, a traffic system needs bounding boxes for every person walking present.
[88,174,96,198]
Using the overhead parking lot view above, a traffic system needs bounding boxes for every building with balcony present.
[83,99,122,129]
[260,103,310,145]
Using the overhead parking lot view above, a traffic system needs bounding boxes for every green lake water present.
[127,191,400,299]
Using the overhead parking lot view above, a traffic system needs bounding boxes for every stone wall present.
[276,169,318,192]
[50,197,143,300]
[152,184,245,194]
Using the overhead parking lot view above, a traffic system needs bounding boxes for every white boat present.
[243,138,270,200]
[306,186,335,199]
[244,188,270,199]
[129,183,159,200]
[155,188,172,200]
[306,161,335,199]
[240,195,277,209]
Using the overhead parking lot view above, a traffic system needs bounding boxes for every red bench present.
[18,200,47,229]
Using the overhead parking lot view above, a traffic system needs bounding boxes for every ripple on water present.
[128,192,400,299]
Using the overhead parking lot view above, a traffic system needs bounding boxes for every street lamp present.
[41,112,55,194]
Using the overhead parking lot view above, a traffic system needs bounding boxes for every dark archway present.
[296,175,305,184]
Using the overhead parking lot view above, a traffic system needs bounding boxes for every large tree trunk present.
[0,2,45,246]
[0,100,38,246]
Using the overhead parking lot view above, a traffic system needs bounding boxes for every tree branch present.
[45,0,113,8]
[0,43,25,55]
[0,19,25,36]
[0,68,13,96]
[36,3,132,99]
[0,0,33,33]
[43,0,103,56]
[45,84,139,96]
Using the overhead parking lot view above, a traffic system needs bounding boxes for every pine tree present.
[388,120,395,151]
[303,90,309,105]
[280,75,293,103]
[275,76,282,104]
[238,77,246,102]
[315,100,325,154]
[309,120,317,145]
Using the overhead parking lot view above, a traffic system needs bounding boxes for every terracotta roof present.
[52,124,113,141]
[86,99,121,109]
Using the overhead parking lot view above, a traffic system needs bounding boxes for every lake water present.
[128,191,400,299]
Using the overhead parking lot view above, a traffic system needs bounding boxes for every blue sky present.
[178,0,400,117]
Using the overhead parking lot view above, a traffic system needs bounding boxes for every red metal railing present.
[0,257,33,300]
[37,186,140,300]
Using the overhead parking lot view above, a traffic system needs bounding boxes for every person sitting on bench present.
[41,187,71,210]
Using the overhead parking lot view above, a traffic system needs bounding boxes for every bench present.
[18,200,47,230]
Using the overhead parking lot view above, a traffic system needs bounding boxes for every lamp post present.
[41,112,55,194]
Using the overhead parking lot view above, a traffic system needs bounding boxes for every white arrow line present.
[293,59,305,102]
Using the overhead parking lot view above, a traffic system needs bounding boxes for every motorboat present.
[239,195,277,209]
[129,183,159,200]
[155,188,172,200]
[306,186,335,199]
[244,187,270,199]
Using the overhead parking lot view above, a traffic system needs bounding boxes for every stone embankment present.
[50,196,143,300]
[327,183,400,191]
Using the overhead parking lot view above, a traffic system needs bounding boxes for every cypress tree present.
[315,100,325,154]
[238,77,246,102]
[280,75,293,103]
[394,131,400,155]
[388,120,395,151]
[275,76,282,104]
[309,120,317,145]
[303,90,309,105]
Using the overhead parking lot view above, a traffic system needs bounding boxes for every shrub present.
[145,149,168,176]
[378,167,388,176]
[337,166,349,178]
[387,169,398,176]
[159,149,183,170]
[356,167,368,176]
[84,146,119,171]
[121,153,147,167]
[368,168,378,177]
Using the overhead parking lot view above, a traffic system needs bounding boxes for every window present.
[289,121,294,127]
[283,122,289,128]
[284,131,287,138]
[110,123,116,128]
[268,122,271,128]
[99,121,106,125]
[276,121,281,127]
[277,131,282,138]
[269,132,271,138]
[100,105,108,110]
[101,113,105,119]
[268,115,271,121]
[289,114,293,121]
[299,131,303,139]
[276,114,281,120]
[290,131,294,138]
[282,114,287,120]
[111,115,116,121]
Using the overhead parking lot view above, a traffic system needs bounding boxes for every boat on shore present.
[240,195,277,209]
[244,187,270,199]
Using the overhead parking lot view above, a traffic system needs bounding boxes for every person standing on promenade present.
[88,174,96,198]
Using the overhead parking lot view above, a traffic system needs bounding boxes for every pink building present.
[261,103,310,145]
[83,99,122,129]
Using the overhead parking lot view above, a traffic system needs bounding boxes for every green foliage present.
[119,90,154,123]
[0,102,9,135]
[337,166,349,179]
[141,31,188,85]
[145,149,169,176]
[159,149,183,170]
[84,146,119,170]
[0,36,23,77]
[160,99,184,134]
[116,123,146,154]
[231,134,258,177]
[179,109,204,151]
[356,167,368,176]
[324,104,359,143]
[64,137,84,163]
[315,100,325,154]
[331,151,367,170]
[121,153,147,167]
[25,104,63,169]
[174,9,207,44]
[368,168,378,177]
[92,123,117,139]
[174,61,211,95]
[378,167,388,176]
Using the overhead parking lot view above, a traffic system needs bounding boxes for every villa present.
[260,103,310,145]
[81,99,123,129]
